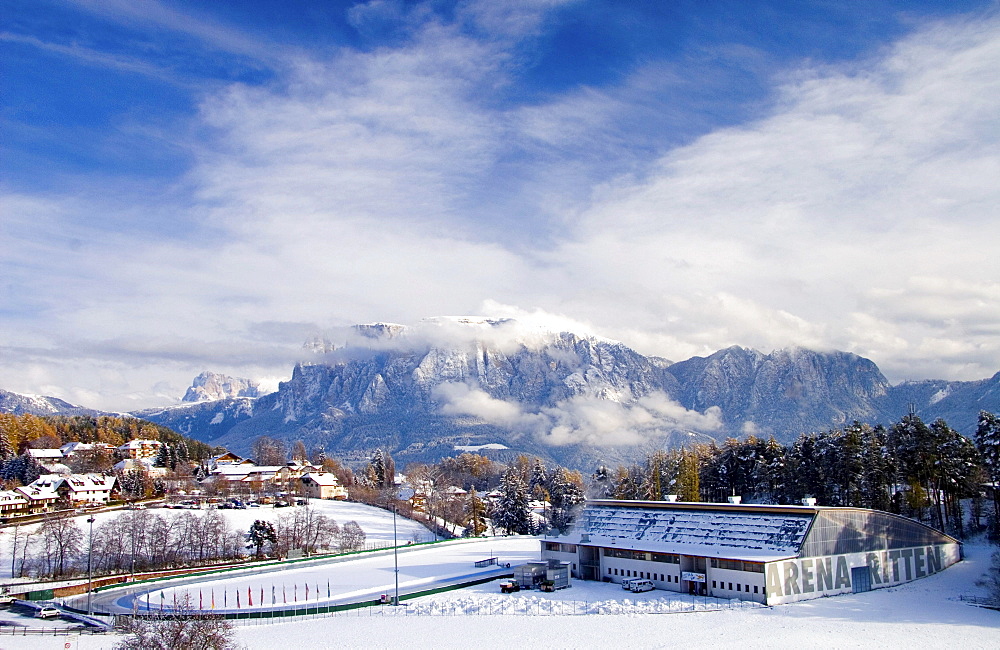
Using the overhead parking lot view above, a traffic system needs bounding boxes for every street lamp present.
[392,486,414,606]
[86,515,96,615]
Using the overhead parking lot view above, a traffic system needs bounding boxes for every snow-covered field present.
[106,537,538,613]
[6,520,1000,649]
[0,500,436,581]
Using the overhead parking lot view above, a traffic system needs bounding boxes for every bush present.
[115,596,235,650]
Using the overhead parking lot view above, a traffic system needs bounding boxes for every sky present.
[2,0,999,412]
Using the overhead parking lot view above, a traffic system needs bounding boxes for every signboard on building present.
[682,571,706,583]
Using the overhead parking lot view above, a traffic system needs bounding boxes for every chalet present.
[300,472,348,500]
[0,490,29,517]
[14,483,59,514]
[53,473,116,505]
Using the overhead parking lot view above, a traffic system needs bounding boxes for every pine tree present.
[976,411,1000,536]
[492,466,532,535]
[0,453,44,486]
[676,450,701,502]
[247,520,278,558]
[588,465,614,499]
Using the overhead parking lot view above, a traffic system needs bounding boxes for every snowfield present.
[49,536,1000,649]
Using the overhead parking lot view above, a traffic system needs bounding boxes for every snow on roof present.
[302,472,340,486]
[28,448,64,459]
[60,442,114,454]
[0,490,28,505]
[15,484,59,500]
[561,502,815,562]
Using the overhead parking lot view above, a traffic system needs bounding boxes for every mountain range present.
[4,320,999,470]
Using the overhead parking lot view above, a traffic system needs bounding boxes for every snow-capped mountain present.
[3,319,999,470]
[0,389,94,416]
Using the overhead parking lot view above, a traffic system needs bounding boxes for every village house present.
[13,483,59,514]
[299,472,348,500]
[117,439,163,460]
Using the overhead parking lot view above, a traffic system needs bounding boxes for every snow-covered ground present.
[87,536,537,614]
[13,532,1000,648]
[0,500,436,581]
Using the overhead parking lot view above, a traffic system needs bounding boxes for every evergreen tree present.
[0,453,44,486]
[976,410,1000,536]
[492,466,532,535]
[0,427,14,465]
[860,424,895,511]
[676,450,701,502]
[153,444,170,469]
[247,520,278,558]
[548,468,584,533]
[588,465,614,499]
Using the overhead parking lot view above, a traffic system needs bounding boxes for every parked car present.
[35,605,60,619]
[629,579,655,593]
[0,594,16,606]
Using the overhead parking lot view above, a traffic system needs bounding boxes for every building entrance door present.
[579,545,601,581]
[851,567,872,593]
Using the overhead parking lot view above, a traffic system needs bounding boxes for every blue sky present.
[2,0,999,411]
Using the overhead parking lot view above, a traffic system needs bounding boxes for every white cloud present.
[433,382,722,447]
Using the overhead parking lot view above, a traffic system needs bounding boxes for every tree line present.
[9,506,368,580]
[591,411,1000,539]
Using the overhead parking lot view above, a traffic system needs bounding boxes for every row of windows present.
[650,553,680,564]
[712,580,760,594]
[608,567,679,583]
[603,548,648,560]
[543,542,578,553]
[709,559,765,573]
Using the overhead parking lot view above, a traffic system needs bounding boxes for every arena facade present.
[541,499,961,605]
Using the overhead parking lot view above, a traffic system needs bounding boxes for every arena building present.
[541,499,961,605]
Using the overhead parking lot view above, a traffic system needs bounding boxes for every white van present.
[621,578,638,590]
[629,579,654,593]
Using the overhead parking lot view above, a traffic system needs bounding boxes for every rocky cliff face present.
[182,371,260,402]
[666,346,891,437]
[6,322,998,471]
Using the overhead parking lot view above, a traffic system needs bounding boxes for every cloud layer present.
[434,382,723,448]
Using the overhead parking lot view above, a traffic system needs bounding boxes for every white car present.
[35,605,60,619]
[0,594,15,606]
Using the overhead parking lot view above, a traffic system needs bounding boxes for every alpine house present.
[541,499,961,604]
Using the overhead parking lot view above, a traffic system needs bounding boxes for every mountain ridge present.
[3,325,998,470]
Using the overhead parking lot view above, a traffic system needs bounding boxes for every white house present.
[300,472,348,500]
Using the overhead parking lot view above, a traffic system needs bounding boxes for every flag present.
[172,592,177,610]
[272,585,276,605]
[199,589,203,611]
[224,590,227,608]
[160,591,164,612]
[248,586,253,607]
[261,586,264,605]
[212,589,215,610]
[237,591,241,609]
[327,580,331,598]
[294,584,297,602]
[306,583,310,600]
[283,585,286,604]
